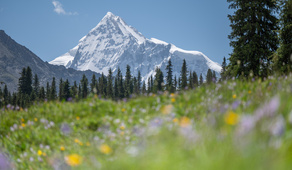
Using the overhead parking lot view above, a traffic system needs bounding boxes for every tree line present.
[221,0,292,79]
[0,59,217,109]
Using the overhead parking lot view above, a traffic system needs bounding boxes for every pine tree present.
[71,81,78,99]
[98,73,107,97]
[154,67,164,93]
[46,82,50,100]
[107,68,114,99]
[137,71,141,94]
[18,67,33,96]
[188,71,193,89]
[147,77,151,94]
[192,71,199,87]
[91,74,97,94]
[180,59,188,89]
[3,85,9,106]
[174,75,177,91]
[142,81,146,94]
[273,0,292,73]
[133,77,138,94]
[50,77,57,100]
[78,84,82,99]
[39,87,45,101]
[206,69,213,84]
[81,74,88,99]
[59,78,64,101]
[124,65,132,98]
[212,71,217,83]
[227,0,279,78]
[63,79,71,100]
[150,75,154,93]
[117,68,124,99]
[199,74,203,86]
[114,77,118,99]
[220,57,227,80]
[33,74,39,97]
[166,59,174,92]
[25,67,33,95]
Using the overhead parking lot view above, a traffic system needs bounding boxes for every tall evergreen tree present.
[78,84,82,99]
[33,74,39,97]
[59,78,64,101]
[189,71,193,89]
[117,68,124,98]
[166,59,174,92]
[192,71,199,87]
[137,71,141,94]
[50,77,57,100]
[107,68,114,99]
[199,74,204,86]
[114,77,119,99]
[150,75,154,93]
[180,59,188,89]
[18,67,33,96]
[154,68,164,93]
[206,69,213,84]
[227,0,279,78]
[39,87,45,101]
[142,81,146,94]
[90,74,97,94]
[3,85,9,106]
[63,79,71,100]
[147,77,151,94]
[273,0,292,73]
[124,65,132,98]
[220,57,227,80]
[81,74,89,99]
[46,82,50,99]
[212,71,217,83]
[174,75,177,91]
[71,81,78,99]
[25,67,33,95]
[98,73,107,97]
[133,77,138,94]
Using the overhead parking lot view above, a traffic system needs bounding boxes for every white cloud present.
[52,1,78,15]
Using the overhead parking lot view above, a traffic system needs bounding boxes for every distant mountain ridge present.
[0,30,99,92]
[50,12,222,82]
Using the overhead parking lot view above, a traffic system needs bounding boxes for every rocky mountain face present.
[0,30,98,92]
[50,12,222,82]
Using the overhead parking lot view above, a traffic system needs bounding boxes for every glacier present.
[50,12,222,82]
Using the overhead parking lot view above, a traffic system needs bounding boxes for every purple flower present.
[60,123,71,135]
[0,152,12,170]
[254,96,280,121]
[269,115,285,137]
[232,100,241,110]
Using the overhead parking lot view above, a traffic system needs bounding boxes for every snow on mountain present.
[50,12,222,82]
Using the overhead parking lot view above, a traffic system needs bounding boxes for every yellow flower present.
[248,90,251,94]
[120,125,125,130]
[161,105,173,115]
[76,116,80,120]
[170,93,175,97]
[99,144,112,154]
[60,146,65,151]
[21,118,25,122]
[38,150,42,156]
[224,111,239,125]
[121,108,126,112]
[86,142,90,146]
[232,94,237,99]
[171,98,176,103]
[179,117,191,127]
[42,152,46,156]
[79,142,83,146]
[172,118,179,123]
[34,118,38,122]
[120,131,125,136]
[65,154,83,167]
[21,123,26,127]
[74,139,80,144]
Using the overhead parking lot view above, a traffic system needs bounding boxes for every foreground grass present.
[1,74,292,169]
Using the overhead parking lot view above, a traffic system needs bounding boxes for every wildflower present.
[34,118,38,122]
[79,142,83,146]
[21,118,25,122]
[86,142,90,146]
[38,150,42,156]
[120,131,125,136]
[122,108,126,112]
[65,154,83,167]
[248,90,251,94]
[76,116,80,120]
[74,139,80,144]
[99,144,112,154]
[0,152,12,170]
[232,94,237,99]
[120,125,125,130]
[60,123,71,135]
[60,146,65,151]
[42,152,46,156]
[21,123,26,128]
[170,93,175,97]
[172,118,179,123]
[171,98,176,103]
[180,117,191,127]
[161,105,173,115]
[224,111,239,125]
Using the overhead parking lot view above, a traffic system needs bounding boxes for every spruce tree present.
[81,74,88,99]
[71,81,78,99]
[63,79,71,100]
[147,77,151,94]
[33,74,39,97]
[227,0,279,78]
[117,68,124,98]
[154,68,164,93]
[137,71,141,94]
[3,85,9,106]
[46,82,50,100]
[220,57,227,80]
[199,74,203,86]
[166,59,174,92]
[107,68,114,99]
[174,75,177,91]
[206,69,213,84]
[25,67,33,95]
[50,77,57,100]
[133,77,138,94]
[189,71,193,89]
[142,81,146,94]
[91,74,97,94]
[212,71,217,83]
[192,71,199,87]
[180,59,188,89]
[114,77,118,99]
[124,65,132,98]
[39,87,45,101]
[59,78,64,101]
[273,0,292,73]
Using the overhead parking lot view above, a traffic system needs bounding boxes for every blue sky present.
[0,0,232,64]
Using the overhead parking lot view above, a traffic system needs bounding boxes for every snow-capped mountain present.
[50,12,222,82]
